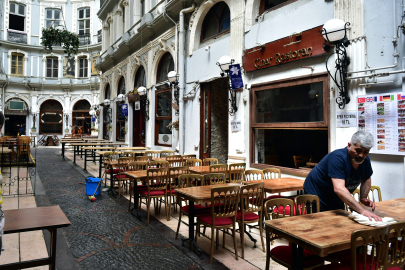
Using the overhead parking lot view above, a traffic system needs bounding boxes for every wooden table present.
[242,178,304,194]
[70,142,127,164]
[95,148,147,177]
[175,183,240,258]
[188,166,212,175]
[1,206,70,270]
[306,162,318,168]
[264,198,405,270]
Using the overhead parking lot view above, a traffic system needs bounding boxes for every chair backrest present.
[168,166,189,188]
[146,168,169,191]
[264,198,295,220]
[210,186,240,222]
[209,164,227,173]
[136,155,152,162]
[263,168,281,179]
[102,151,118,163]
[387,222,405,268]
[121,151,136,157]
[293,155,308,169]
[185,158,202,167]
[145,150,160,159]
[295,195,320,215]
[244,169,264,181]
[203,158,218,166]
[117,157,135,171]
[240,183,264,217]
[128,161,147,171]
[182,154,196,162]
[369,185,382,203]
[204,173,226,185]
[166,155,183,167]
[160,150,175,157]
[350,226,390,270]
[229,163,246,183]
[178,174,204,187]
[149,160,169,168]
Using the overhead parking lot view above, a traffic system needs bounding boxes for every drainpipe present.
[179,3,195,155]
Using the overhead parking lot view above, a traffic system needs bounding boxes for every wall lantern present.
[167,71,180,116]
[117,93,126,103]
[103,99,111,107]
[320,18,351,109]
[137,86,150,122]
[216,55,238,116]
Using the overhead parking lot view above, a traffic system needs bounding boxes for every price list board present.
[357,92,405,155]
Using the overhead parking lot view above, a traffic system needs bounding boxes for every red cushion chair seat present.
[265,195,288,200]
[273,205,296,216]
[340,254,389,270]
[113,174,129,179]
[271,246,324,268]
[236,211,260,221]
[106,169,121,173]
[197,215,234,226]
[181,204,209,213]
[139,190,166,196]
[167,189,176,194]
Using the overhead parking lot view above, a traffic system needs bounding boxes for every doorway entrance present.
[5,115,26,136]
[132,102,145,147]
[199,78,229,163]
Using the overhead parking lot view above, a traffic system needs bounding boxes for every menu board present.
[357,92,405,155]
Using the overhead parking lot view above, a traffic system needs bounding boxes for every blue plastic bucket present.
[86,177,101,196]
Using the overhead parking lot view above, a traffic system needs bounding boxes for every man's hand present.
[360,198,375,211]
[361,209,382,221]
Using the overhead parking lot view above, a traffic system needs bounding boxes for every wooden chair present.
[185,158,202,167]
[293,155,308,169]
[149,160,169,168]
[175,174,208,239]
[160,150,175,157]
[139,168,169,223]
[228,163,245,183]
[264,197,324,270]
[182,154,196,165]
[121,151,136,157]
[103,151,119,187]
[145,150,160,159]
[204,173,226,185]
[313,226,390,270]
[168,166,189,219]
[263,168,284,198]
[237,182,265,258]
[386,222,405,269]
[127,161,148,212]
[196,186,240,264]
[244,169,264,181]
[17,137,31,161]
[166,155,183,167]
[113,157,135,198]
[136,155,152,162]
[203,158,218,166]
[209,164,227,174]
[347,186,382,211]
[295,194,320,215]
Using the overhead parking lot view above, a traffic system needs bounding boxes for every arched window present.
[117,77,126,95]
[260,0,289,15]
[156,53,174,83]
[116,77,126,141]
[105,84,110,100]
[103,84,111,139]
[135,66,146,88]
[201,2,230,41]
[72,100,91,135]
[40,100,63,134]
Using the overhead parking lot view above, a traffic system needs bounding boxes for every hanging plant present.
[167,120,179,131]
[41,27,80,57]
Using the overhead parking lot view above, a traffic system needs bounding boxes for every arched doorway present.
[133,66,146,146]
[4,98,28,136]
[40,100,63,134]
[72,100,91,135]
[103,84,111,140]
[116,77,126,141]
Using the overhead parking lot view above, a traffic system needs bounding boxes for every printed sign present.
[120,104,128,117]
[91,116,96,122]
[231,119,241,132]
[229,64,244,90]
[336,111,356,128]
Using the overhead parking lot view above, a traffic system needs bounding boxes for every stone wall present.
[210,78,228,164]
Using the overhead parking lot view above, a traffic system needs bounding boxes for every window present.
[79,58,88,77]
[260,0,289,14]
[135,66,146,88]
[103,84,111,139]
[201,2,230,41]
[155,89,172,146]
[9,2,25,31]
[156,53,174,83]
[10,53,24,76]
[116,77,126,141]
[40,100,63,134]
[78,8,90,35]
[47,57,58,78]
[72,100,91,135]
[250,74,330,174]
[140,0,145,17]
[45,8,61,28]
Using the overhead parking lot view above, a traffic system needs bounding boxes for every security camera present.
[205,45,210,51]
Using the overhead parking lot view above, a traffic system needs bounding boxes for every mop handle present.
[92,146,118,197]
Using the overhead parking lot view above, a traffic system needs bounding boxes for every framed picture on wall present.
[135,101,140,110]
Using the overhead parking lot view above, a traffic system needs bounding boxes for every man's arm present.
[359,178,376,210]
[331,178,382,221]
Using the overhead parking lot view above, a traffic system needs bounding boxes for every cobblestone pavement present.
[36,147,204,270]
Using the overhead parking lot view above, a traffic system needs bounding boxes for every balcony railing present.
[78,33,91,46]
[8,30,27,44]
[98,30,102,43]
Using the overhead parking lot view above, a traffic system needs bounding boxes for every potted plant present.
[121,126,127,135]
[64,127,70,133]
[107,124,113,132]
[41,27,80,56]
[30,126,37,133]
[167,120,179,131]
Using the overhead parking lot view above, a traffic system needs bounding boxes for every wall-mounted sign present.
[120,104,128,117]
[242,26,326,72]
[336,111,356,128]
[135,101,141,110]
[231,119,241,132]
[92,116,96,122]
[229,64,244,90]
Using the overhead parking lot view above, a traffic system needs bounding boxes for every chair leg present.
[168,194,172,218]
[175,210,182,239]
[265,227,271,270]
[216,228,219,249]
[118,179,121,199]
[259,218,265,252]
[147,197,151,223]
[195,222,200,243]
[233,223,238,260]
[210,227,215,265]
[240,221,245,259]
[165,194,169,221]
[223,228,225,247]
[128,185,132,212]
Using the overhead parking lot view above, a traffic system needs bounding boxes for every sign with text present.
[120,104,128,117]
[231,119,241,132]
[229,64,244,90]
[242,26,326,72]
[336,111,356,128]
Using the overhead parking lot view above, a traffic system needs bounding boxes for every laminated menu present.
[357,92,405,155]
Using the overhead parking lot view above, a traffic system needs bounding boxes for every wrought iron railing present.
[78,33,91,46]
[8,30,27,44]
[98,29,102,43]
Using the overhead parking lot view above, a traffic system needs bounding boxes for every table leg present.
[130,180,141,219]
[49,227,57,270]
[93,149,96,163]
[265,227,271,270]
[80,145,83,159]
[73,145,76,164]
[99,155,102,178]
[84,149,87,171]
[181,201,203,259]
[297,245,304,270]
[107,164,117,197]
[62,143,65,159]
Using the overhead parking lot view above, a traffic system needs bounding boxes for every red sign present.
[243,26,326,72]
